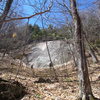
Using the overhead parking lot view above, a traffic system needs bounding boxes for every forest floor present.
[0,54,100,100]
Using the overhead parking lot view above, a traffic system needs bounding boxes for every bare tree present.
[69,0,98,100]
[0,0,13,30]
[0,0,53,51]
[81,12,99,63]
[55,0,99,98]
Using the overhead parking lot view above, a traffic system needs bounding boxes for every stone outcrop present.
[23,40,73,68]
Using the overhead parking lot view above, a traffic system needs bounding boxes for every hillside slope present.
[0,54,100,100]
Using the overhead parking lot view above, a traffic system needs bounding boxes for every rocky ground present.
[0,54,100,100]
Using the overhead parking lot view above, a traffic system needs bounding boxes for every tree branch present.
[56,0,72,15]
[0,0,53,23]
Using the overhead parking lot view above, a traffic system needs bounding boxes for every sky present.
[5,0,97,28]
[33,0,96,27]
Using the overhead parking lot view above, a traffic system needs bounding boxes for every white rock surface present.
[24,40,73,68]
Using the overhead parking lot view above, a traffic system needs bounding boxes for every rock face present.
[24,40,73,68]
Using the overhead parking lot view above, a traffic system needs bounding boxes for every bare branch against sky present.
[0,0,53,23]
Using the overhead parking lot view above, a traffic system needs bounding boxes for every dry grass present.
[0,54,100,100]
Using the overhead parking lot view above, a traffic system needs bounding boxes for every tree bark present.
[0,0,13,30]
[70,0,94,99]
[88,46,99,63]
[83,32,99,63]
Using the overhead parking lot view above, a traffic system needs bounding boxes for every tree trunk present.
[70,0,94,99]
[88,46,99,63]
[0,0,13,30]
[83,32,99,63]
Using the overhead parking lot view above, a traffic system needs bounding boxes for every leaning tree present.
[70,0,98,100]
[54,1,99,99]
[0,0,14,30]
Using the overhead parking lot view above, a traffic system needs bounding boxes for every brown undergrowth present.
[0,55,100,100]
